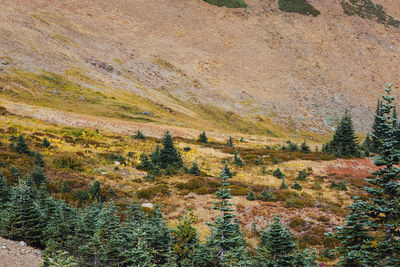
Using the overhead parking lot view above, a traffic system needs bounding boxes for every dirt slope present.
[1,0,400,133]
[0,237,42,267]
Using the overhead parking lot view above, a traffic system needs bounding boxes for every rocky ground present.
[0,237,42,267]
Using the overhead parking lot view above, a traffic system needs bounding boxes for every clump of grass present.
[203,0,247,8]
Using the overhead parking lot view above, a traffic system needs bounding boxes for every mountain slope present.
[1,0,400,134]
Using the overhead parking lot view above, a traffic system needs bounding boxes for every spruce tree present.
[4,181,45,247]
[300,141,311,153]
[159,131,183,169]
[256,215,296,266]
[324,110,360,157]
[0,171,9,208]
[42,137,51,148]
[220,164,233,178]
[330,84,400,266]
[31,166,47,188]
[139,153,153,171]
[226,136,234,147]
[233,149,244,167]
[371,99,385,153]
[296,169,308,181]
[132,130,146,140]
[34,152,45,167]
[15,135,30,154]
[189,161,201,176]
[291,181,302,190]
[198,131,208,144]
[206,167,250,265]
[150,145,161,167]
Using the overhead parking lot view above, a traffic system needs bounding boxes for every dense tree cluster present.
[329,84,400,266]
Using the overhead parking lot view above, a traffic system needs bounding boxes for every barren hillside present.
[1,0,400,134]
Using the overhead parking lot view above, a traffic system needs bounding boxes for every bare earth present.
[0,237,42,267]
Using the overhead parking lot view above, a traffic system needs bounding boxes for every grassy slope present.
[0,111,374,264]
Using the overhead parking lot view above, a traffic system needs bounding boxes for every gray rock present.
[295,115,304,121]
[52,90,59,95]
[141,203,153,209]
[141,111,153,116]
[309,127,319,132]
[0,245,6,249]
[79,96,86,101]
[19,241,27,246]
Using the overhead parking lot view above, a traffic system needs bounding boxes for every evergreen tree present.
[88,180,101,202]
[260,190,274,202]
[10,166,21,179]
[246,191,256,201]
[233,149,244,167]
[31,166,47,188]
[300,141,311,153]
[330,84,400,266]
[34,152,45,167]
[0,171,9,208]
[296,169,308,181]
[159,131,183,169]
[256,215,296,266]
[139,153,153,171]
[324,110,360,157]
[132,130,146,140]
[220,164,233,178]
[15,135,30,154]
[206,168,250,265]
[371,99,385,153]
[42,138,51,148]
[198,131,208,144]
[273,168,285,179]
[151,145,161,167]
[45,251,77,267]
[280,179,288,189]
[189,161,201,176]
[62,181,71,193]
[291,181,302,190]
[171,210,199,265]
[4,181,44,247]
[362,133,373,156]
[226,136,234,147]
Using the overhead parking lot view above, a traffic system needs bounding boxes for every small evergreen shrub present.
[260,190,274,201]
[311,181,322,190]
[280,179,289,189]
[330,181,348,191]
[132,130,146,140]
[273,168,285,179]
[198,131,208,144]
[42,138,51,148]
[188,162,201,176]
[291,181,302,190]
[296,169,308,181]
[300,142,311,153]
[203,0,247,8]
[233,149,244,167]
[246,191,256,201]
[278,0,320,17]
[226,136,234,147]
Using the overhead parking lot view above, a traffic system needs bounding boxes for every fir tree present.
[139,153,153,171]
[159,131,183,169]
[34,152,45,167]
[188,162,201,176]
[132,130,146,140]
[198,131,208,144]
[291,181,302,190]
[296,169,308,181]
[330,84,400,266]
[280,179,288,189]
[206,168,250,265]
[0,171,9,208]
[31,166,47,188]
[220,164,233,178]
[273,168,285,179]
[324,110,360,157]
[233,149,244,167]
[15,135,30,154]
[42,138,51,148]
[88,181,101,202]
[226,136,234,147]
[62,181,71,193]
[150,145,161,167]
[371,99,385,153]
[362,133,373,156]
[246,191,256,201]
[256,215,296,266]
[260,190,274,201]
[300,141,311,153]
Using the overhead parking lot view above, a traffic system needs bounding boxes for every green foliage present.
[34,152,45,167]
[273,168,285,179]
[246,191,256,201]
[42,138,51,148]
[14,135,30,154]
[10,166,21,179]
[260,190,274,201]
[341,0,400,27]
[323,110,361,157]
[329,84,400,266]
[300,141,311,153]
[188,162,201,176]
[46,251,78,267]
[233,149,244,167]
[220,164,233,178]
[311,181,322,190]
[280,179,288,189]
[278,0,320,17]
[88,180,101,202]
[198,131,208,144]
[226,136,234,147]
[61,181,71,193]
[330,181,348,191]
[203,0,247,8]
[31,166,47,187]
[296,169,308,181]
[139,153,153,171]
[291,181,302,190]
[132,130,146,140]
[281,140,299,152]
[159,131,183,169]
